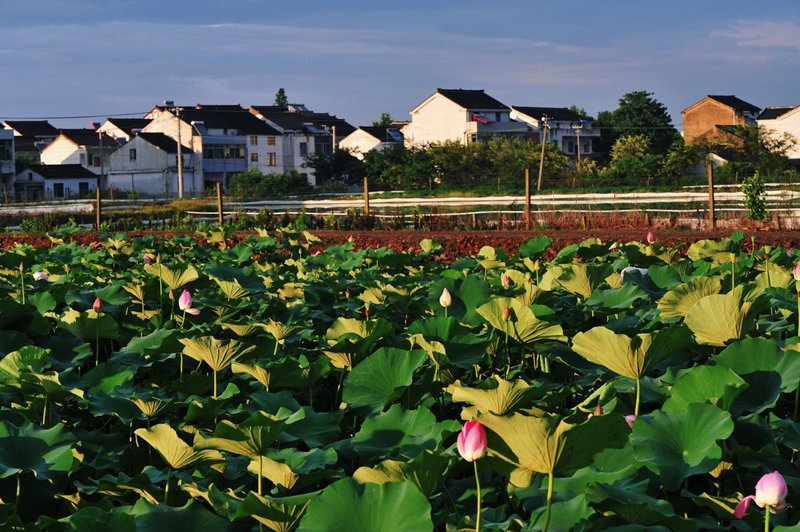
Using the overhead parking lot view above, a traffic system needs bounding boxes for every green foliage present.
[274,88,288,107]
[302,149,364,186]
[597,90,679,156]
[371,112,394,127]
[741,170,768,221]
[229,168,312,199]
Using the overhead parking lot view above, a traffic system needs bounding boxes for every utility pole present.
[572,122,582,163]
[524,167,531,230]
[331,125,337,152]
[537,116,549,192]
[164,100,184,198]
[706,160,715,229]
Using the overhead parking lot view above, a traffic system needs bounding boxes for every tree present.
[598,91,678,157]
[302,149,364,186]
[372,113,394,127]
[363,144,432,190]
[274,88,288,107]
[603,134,661,184]
[229,168,311,199]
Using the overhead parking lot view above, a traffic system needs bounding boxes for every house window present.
[53,183,64,198]
[93,156,101,167]
[567,141,575,154]
[267,136,276,146]
[267,153,277,166]
[250,152,259,164]
[129,149,137,161]
[249,135,258,146]
[495,112,501,122]
[299,142,308,156]
[79,182,89,196]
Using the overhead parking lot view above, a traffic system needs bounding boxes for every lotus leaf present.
[477,297,565,344]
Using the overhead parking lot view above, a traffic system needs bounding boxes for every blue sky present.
[2,1,799,129]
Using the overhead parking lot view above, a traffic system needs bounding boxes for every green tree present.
[229,168,312,199]
[363,144,432,190]
[274,88,288,107]
[741,171,767,220]
[603,134,661,184]
[597,91,678,157]
[372,113,394,127]
[302,149,364,185]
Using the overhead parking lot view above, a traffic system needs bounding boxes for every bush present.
[741,171,767,221]
[229,168,312,199]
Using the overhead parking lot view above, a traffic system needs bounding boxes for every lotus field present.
[2,228,800,531]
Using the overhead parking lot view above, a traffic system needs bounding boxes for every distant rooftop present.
[358,126,403,143]
[3,120,59,137]
[26,164,98,179]
[436,89,509,110]
[137,132,189,153]
[512,106,584,122]
[758,106,798,120]
[57,129,119,147]
[707,95,760,115]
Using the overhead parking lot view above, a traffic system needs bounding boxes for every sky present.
[2,0,799,130]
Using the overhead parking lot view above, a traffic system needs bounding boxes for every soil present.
[3,228,800,260]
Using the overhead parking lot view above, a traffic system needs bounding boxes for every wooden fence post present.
[216,182,223,225]
[525,167,531,230]
[363,176,370,218]
[706,161,715,229]
[95,184,102,229]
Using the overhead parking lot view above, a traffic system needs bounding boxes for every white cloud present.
[713,21,800,49]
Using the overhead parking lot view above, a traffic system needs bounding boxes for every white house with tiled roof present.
[13,164,98,201]
[339,126,403,160]
[401,88,527,146]
[39,129,119,177]
[107,132,196,197]
[510,106,600,158]
[757,106,800,162]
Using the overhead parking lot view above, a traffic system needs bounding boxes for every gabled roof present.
[175,108,281,136]
[249,106,355,136]
[137,132,188,154]
[105,118,151,135]
[195,104,245,111]
[3,120,58,137]
[57,129,119,147]
[357,127,403,143]
[758,106,799,120]
[512,106,583,122]
[25,164,98,179]
[436,89,509,110]
[706,95,760,114]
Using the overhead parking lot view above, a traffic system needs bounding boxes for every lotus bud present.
[625,414,636,429]
[609,241,619,251]
[501,273,510,288]
[168,289,174,300]
[593,402,603,416]
[439,288,452,308]
[764,245,772,257]
[646,230,655,244]
[178,289,200,315]
[32,271,48,282]
[93,297,102,313]
[734,470,788,518]
[532,260,541,271]
[347,235,354,243]
[502,306,512,321]
[143,254,151,265]
[794,262,800,282]
[456,420,487,462]
[156,253,161,264]
[18,261,23,272]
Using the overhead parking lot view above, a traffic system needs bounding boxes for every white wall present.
[403,94,468,146]
[759,111,800,160]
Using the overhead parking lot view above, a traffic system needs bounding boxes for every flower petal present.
[734,495,755,519]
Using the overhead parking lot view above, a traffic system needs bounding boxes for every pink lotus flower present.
[501,273,510,288]
[734,471,787,518]
[588,403,603,419]
[92,297,102,313]
[646,230,655,244]
[143,254,151,265]
[32,271,48,282]
[793,261,800,282]
[457,420,487,462]
[502,306,512,321]
[178,289,200,316]
[625,415,637,429]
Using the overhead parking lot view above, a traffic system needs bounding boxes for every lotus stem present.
[258,454,263,496]
[542,470,554,532]
[19,268,25,306]
[766,255,771,288]
[635,378,641,417]
[213,369,218,399]
[42,395,47,426]
[14,472,21,516]
[731,257,736,292]
[95,320,100,366]
[765,505,770,532]
[273,339,279,358]
[473,460,481,532]
[165,468,171,505]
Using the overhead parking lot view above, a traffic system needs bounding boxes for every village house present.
[682,95,760,144]
[96,118,152,142]
[338,126,403,160]
[13,164,97,201]
[1,120,59,162]
[107,132,196,197]
[401,88,527,146]
[509,106,600,158]
[758,106,800,162]
[39,129,119,185]
[0,128,13,196]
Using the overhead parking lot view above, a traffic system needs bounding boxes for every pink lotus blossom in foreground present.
[92,297,102,313]
[501,273,510,288]
[734,471,787,518]
[793,261,800,282]
[178,289,200,316]
[457,420,487,462]
[143,254,151,265]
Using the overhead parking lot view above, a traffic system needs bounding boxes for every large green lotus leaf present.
[585,283,650,311]
[528,493,593,532]
[264,356,329,390]
[586,481,700,530]
[519,236,553,258]
[271,406,343,448]
[685,238,735,261]
[180,336,256,373]
[132,499,236,532]
[478,411,628,486]
[196,412,286,459]
[59,308,120,341]
[28,291,57,315]
[629,403,734,491]
[342,347,427,413]
[0,297,51,336]
[541,263,612,299]
[233,491,317,532]
[657,277,722,320]
[134,424,224,470]
[325,317,394,361]
[297,478,433,532]
[0,345,50,391]
[406,316,488,369]
[353,450,449,496]
[571,325,690,381]
[57,506,136,532]
[476,297,565,344]
[79,361,136,393]
[446,376,546,416]
[754,268,793,291]
[87,390,143,422]
[716,338,800,393]
[0,421,74,479]
[684,288,767,346]
[144,262,199,291]
[351,404,458,460]
[122,328,181,357]
[646,264,683,290]
[662,365,747,412]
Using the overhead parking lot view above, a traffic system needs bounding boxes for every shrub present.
[741,171,767,221]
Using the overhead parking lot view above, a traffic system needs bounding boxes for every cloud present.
[713,21,800,49]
